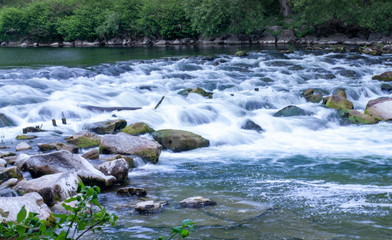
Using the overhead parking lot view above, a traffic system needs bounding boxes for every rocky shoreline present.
[1,26,392,48]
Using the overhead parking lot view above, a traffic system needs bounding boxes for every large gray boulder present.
[84,119,127,134]
[100,133,162,163]
[365,97,392,121]
[66,130,102,148]
[97,159,129,183]
[14,172,80,207]
[18,150,115,188]
[152,129,210,152]
[0,192,53,224]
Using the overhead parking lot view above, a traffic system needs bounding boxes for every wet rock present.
[325,94,354,110]
[365,97,392,121]
[84,119,127,134]
[0,158,6,167]
[97,159,129,183]
[0,192,54,224]
[0,178,18,188]
[16,142,32,151]
[338,109,379,125]
[117,187,147,197]
[14,172,80,207]
[135,200,167,214]
[152,129,210,152]
[241,119,264,133]
[121,122,154,136]
[381,83,392,92]
[0,166,23,183]
[178,196,217,208]
[101,154,135,168]
[332,89,347,99]
[38,142,78,153]
[302,89,323,103]
[0,113,16,128]
[19,150,115,188]
[178,87,213,98]
[23,126,45,134]
[274,105,309,117]
[0,151,16,158]
[372,71,392,82]
[100,133,162,163]
[82,148,99,159]
[16,134,37,140]
[276,28,297,44]
[235,51,247,57]
[360,46,382,56]
[66,130,102,148]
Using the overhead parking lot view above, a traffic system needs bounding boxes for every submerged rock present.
[325,94,354,110]
[38,142,78,153]
[135,200,167,214]
[381,83,392,93]
[338,109,379,125]
[0,113,16,128]
[14,172,80,207]
[365,97,392,121]
[16,142,32,151]
[97,158,129,183]
[121,122,154,136]
[23,126,45,134]
[178,196,217,208]
[117,187,147,197]
[178,87,213,98]
[16,134,37,140]
[152,129,210,152]
[66,130,102,148]
[372,71,392,82]
[84,119,127,134]
[18,150,115,188]
[302,89,323,103]
[100,133,162,163]
[274,105,309,117]
[241,119,264,133]
[0,192,54,224]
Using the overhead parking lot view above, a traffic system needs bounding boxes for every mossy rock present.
[121,122,154,136]
[152,129,210,152]
[235,51,247,57]
[325,94,353,110]
[84,119,127,134]
[241,119,264,133]
[66,131,102,148]
[302,89,322,103]
[16,134,37,140]
[178,87,213,98]
[23,126,45,134]
[274,105,309,117]
[372,71,392,82]
[338,110,379,125]
[37,142,78,153]
[0,167,23,183]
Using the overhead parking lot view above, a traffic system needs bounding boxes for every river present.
[0,46,391,239]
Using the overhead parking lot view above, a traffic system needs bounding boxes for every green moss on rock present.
[338,110,379,125]
[152,129,210,152]
[178,87,213,98]
[372,71,392,82]
[16,134,37,140]
[121,122,154,136]
[325,94,354,110]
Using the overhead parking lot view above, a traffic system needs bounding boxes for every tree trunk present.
[279,0,291,17]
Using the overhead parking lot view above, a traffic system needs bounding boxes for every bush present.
[0,7,26,41]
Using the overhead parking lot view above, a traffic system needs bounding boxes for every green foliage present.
[158,219,194,240]
[0,7,26,41]
[0,182,117,240]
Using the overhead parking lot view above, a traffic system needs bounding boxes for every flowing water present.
[0,46,392,239]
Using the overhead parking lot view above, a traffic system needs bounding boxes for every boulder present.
[152,129,210,152]
[14,172,80,207]
[121,122,154,136]
[0,167,23,184]
[274,105,309,117]
[16,142,32,151]
[241,119,264,133]
[100,133,162,163]
[178,87,213,98]
[325,94,354,110]
[66,130,102,148]
[16,134,37,140]
[84,119,127,134]
[135,200,167,214]
[372,71,392,82]
[302,89,323,103]
[82,148,99,159]
[0,113,16,128]
[276,28,297,44]
[97,159,129,183]
[0,158,6,167]
[19,150,116,188]
[0,178,18,188]
[23,126,45,133]
[38,142,78,153]
[0,192,54,224]
[117,187,147,197]
[338,110,379,125]
[178,196,217,208]
[365,97,392,121]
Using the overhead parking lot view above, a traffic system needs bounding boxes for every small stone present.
[274,105,309,117]
[16,142,32,151]
[135,200,167,214]
[179,196,217,208]
[16,135,37,140]
[121,122,154,136]
[0,158,6,167]
[82,149,99,159]
[0,151,16,158]
[235,51,247,57]
[117,187,147,197]
[0,166,23,183]
[241,119,264,133]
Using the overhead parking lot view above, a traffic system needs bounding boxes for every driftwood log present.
[80,105,142,112]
